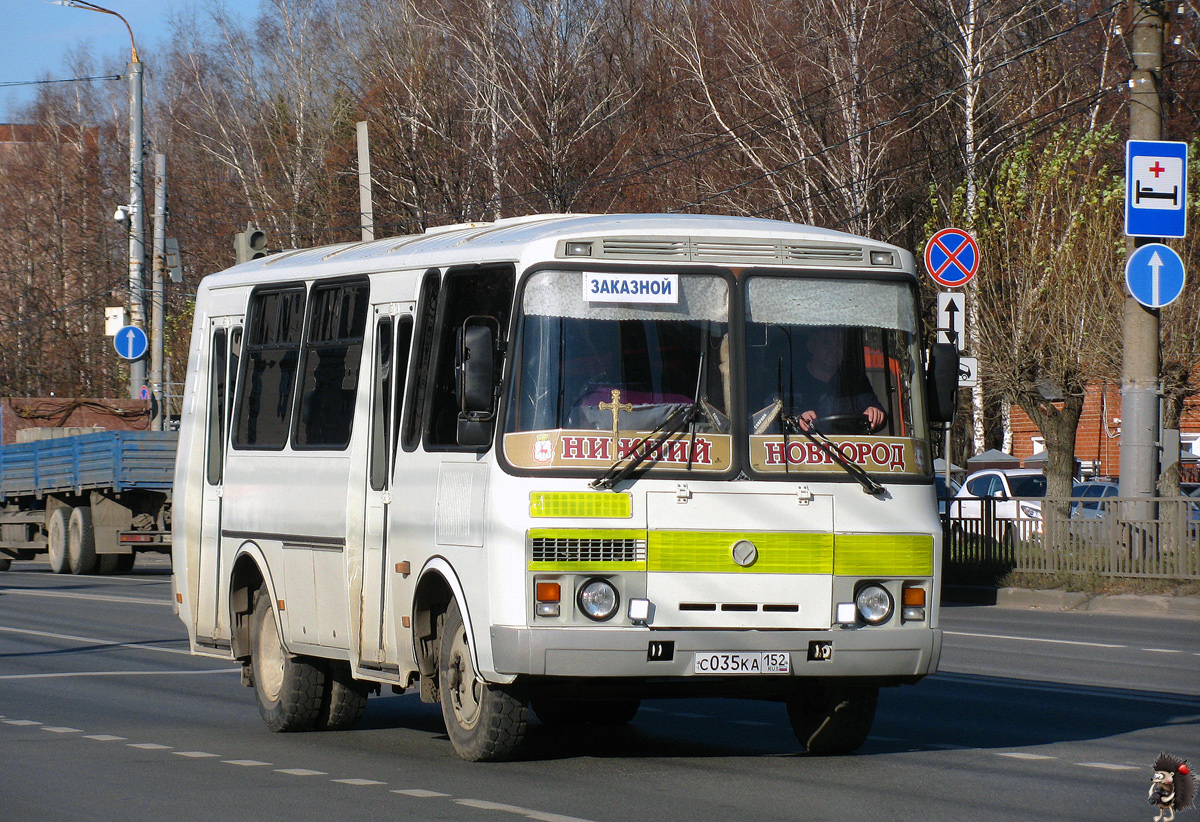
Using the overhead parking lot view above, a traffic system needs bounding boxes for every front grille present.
[782,243,864,262]
[531,537,647,564]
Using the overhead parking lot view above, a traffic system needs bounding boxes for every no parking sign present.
[924,228,979,288]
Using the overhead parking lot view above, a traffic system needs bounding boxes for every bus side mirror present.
[457,317,498,446]
[926,343,959,423]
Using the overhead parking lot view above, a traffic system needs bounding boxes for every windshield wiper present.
[784,415,886,496]
[589,401,699,490]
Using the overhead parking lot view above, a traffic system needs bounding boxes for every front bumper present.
[491,624,941,680]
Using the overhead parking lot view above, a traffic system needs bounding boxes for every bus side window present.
[234,285,306,449]
[402,270,440,453]
[205,328,227,485]
[392,315,413,465]
[294,279,370,450]
[424,265,515,450]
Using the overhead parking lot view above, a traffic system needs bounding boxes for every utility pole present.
[127,53,147,400]
[1119,0,1165,500]
[356,121,375,242]
[52,1,146,399]
[150,153,167,431]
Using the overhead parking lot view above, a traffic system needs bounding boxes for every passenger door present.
[197,318,242,643]
[359,306,413,667]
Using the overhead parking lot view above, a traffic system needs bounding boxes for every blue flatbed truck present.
[0,430,176,574]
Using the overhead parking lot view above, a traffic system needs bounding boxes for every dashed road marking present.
[224,759,271,767]
[393,789,450,798]
[42,726,83,733]
[128,743,171,750]
[85,735,126,741]
[997,752,1055,760]
[275,768,327,777]
[1078,762,1140,771]
[455,800,598,822]
[1143,648,1182,654]
[174,751,220,758]
[3,719,41,726]
[333,778,386,786]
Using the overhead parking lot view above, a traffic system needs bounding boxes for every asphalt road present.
[1,558,1196,822]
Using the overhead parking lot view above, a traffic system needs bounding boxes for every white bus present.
[172,213,959,761]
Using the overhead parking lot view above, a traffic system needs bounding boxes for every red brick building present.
[1009,382,1200,480]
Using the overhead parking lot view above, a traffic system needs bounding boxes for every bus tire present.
[250,587,326,732]
[786,681,878,755]
[438,598,528,762]
[316,661,369,731]
[532,697,640,727]
[67,506,98,576]
[47,507,72,574]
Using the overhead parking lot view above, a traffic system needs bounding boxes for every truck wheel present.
[67,506,98,575]
[439,599,527,761]
[0,558,11,572]
[786,681,878,755]
[47,506,73,574]
[532,697,640,726]
[316,660,370,731]
[250,587,325,732]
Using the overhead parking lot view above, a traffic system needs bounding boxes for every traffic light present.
[234,223,268,264]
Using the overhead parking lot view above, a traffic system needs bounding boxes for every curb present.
[944,585,1200,619]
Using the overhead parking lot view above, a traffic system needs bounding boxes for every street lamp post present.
[52,0,146,400]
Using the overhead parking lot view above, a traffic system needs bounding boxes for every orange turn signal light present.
[536,582,561,603]
[902,587,926,607]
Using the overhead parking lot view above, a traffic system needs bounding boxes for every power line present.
[0,74,122,89]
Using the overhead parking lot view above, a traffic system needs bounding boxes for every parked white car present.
[949,468,1046,533]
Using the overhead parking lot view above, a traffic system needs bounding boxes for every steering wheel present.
[811,414,871,435]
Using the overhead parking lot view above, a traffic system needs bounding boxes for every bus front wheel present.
[786,681,878,755]
[438,598,527,761]
[250,587,326,732]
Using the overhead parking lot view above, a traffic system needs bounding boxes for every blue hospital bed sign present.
[114,325,149,360]
[1126,140,1188,238]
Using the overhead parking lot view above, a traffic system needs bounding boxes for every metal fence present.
[942,496,1200,582]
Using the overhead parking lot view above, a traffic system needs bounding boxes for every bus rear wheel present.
[786,681,878,755]
[250,587,326,732]
[316,660,370,731]
[438,599,527,761]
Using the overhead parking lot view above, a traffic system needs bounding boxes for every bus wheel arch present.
[228,547,270,660]
[411,564,455,704]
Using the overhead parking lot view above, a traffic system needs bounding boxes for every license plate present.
[692,652,791,675]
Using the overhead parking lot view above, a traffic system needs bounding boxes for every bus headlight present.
[855,584,893,625]
[577,578,620,622]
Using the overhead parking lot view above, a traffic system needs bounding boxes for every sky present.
[1,0,196,118]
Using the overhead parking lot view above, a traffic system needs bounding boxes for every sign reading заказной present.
[582,272,679,303]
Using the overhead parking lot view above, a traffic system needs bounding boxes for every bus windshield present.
[503,269,929,478]
[504,270,731,472]
[744,276,928,476]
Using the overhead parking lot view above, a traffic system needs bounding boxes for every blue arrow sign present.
[113,325,149,360]
[1125,243,1186,308]
[1126,140,1188,238]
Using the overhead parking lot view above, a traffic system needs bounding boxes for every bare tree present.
[973,127,1124,498]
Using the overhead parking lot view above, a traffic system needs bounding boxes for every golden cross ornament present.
[597,389,633,460]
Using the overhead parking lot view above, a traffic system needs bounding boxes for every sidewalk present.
[944,585,1200,619]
